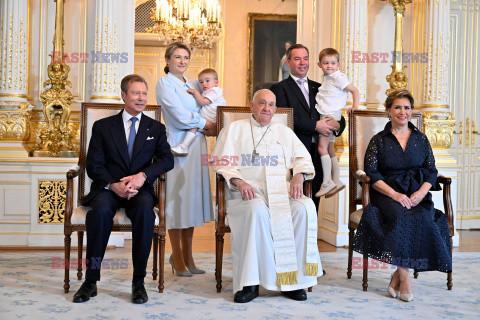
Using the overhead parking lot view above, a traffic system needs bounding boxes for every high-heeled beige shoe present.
[398,272,413,302]
[399,292,413,302]
[169,255,192,277]
[387,273,398,298]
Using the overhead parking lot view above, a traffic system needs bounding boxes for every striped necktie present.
[297,78,310,107]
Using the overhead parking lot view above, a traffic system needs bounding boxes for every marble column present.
[340,0,368,107]
[89,0,122,102]
[421,0,450,110]
[0,0,32,157]
[420,0,455,150]
[336,0,368,147]
[0,0,28,104]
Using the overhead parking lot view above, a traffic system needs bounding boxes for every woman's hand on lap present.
[392,192,413,209]
[409,190,427,207]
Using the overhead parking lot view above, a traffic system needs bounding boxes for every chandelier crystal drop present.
[147,0,222,49]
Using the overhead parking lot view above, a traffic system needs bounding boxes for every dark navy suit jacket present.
[271,76,346,205]
[83,110,174,205]
[271,75,346,148]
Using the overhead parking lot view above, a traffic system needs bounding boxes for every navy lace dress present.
[352,122,452,272]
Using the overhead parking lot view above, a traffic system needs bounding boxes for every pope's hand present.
[289,173,304,199]
[231,178,256,200]
[202,120,217,136]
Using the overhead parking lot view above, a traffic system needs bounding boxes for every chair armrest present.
[216,174,227,234]
[303,179,312,198]
[437,175,451,185]
[353,170,370,184]
[437,175,454,237]
[352,170,371,208]
[64,164,82,227]
[66,164,81,179]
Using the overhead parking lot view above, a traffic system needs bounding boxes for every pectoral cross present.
[251,149,259,162]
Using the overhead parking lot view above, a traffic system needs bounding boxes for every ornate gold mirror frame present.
[247,13,296,103]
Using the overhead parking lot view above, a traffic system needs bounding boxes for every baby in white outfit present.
[171,68,226,155]
[314,48,359,197]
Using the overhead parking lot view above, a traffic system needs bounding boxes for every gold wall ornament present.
[380,0,413,95]
[0,102,31,141]
[423,111,455,149]
[38,180,66,224]
[454,118,478,148]
[30,0,78,157]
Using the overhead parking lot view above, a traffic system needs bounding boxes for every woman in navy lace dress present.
[352,90,452,302]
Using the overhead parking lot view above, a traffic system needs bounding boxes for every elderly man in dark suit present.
[73,74,174,304]
[271,44,346,208]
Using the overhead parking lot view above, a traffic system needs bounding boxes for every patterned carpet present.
[0,251,478,319]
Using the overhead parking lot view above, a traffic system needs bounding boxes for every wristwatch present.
[142,172,148,182]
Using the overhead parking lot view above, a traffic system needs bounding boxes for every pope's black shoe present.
[132,282,148,304]
[73,281,97,303]
[282,289,307,301]
[234,285,259,303]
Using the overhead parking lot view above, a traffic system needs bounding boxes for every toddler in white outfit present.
[315,48,359,197]
[171,68,226,155]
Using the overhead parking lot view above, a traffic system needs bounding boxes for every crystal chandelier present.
[147,0,222,49]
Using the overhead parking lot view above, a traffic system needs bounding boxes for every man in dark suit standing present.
[271,44,346,209]
[73,74,174,304]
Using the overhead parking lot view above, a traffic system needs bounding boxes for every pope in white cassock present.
[211,89,323,303]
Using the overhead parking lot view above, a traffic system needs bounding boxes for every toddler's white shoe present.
[171,145,189,156]
[315,180,336,197]
[334,179,345,191]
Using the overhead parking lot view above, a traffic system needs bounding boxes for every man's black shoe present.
[282,289,307,301]
[73,281,97,303]
[234,285,259,303]
[132,282,148,304]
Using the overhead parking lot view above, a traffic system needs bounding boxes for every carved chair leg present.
[158,232,165,293]
[215,232,225,293]
[413,271,419,279]
[347,227,354,279]
[447,235,453,290]
[64,233,71,293]
[447,272,453,290]
[152,232,158,281]
[77,231,84,280]
[362,253,368,292]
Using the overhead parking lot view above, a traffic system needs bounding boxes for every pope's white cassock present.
[211,116,323,293]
